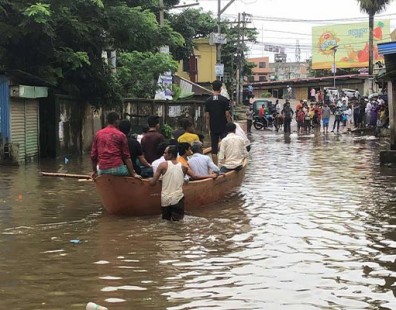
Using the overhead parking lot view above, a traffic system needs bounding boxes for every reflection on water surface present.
[0,132,396,309]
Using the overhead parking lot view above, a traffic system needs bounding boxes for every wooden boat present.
[93,159,247,216]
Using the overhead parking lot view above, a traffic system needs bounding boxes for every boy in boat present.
[90,112,141,179]
[150,145,188,221]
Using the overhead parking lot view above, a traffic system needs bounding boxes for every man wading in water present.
[150,145,188,221]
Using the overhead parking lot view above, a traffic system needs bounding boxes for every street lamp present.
[330,45,338,88]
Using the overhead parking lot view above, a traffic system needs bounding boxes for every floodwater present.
[1,131,396,310]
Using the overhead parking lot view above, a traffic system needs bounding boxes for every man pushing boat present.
[149,145,188,221]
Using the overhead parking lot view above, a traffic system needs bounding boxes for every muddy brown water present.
[1,131,396,309]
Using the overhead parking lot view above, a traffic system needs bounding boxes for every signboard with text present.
[312,20,390,69]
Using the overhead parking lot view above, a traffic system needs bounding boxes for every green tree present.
[221,20,258,96]
[168,8,217,61]
[357,0,391,75]
[0,0,184,108]
[116,51,178,98]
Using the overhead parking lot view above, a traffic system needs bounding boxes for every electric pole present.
[159,0,164,26]
[236,12,250,105]
[216,0,236,79]
[236,13,241,105]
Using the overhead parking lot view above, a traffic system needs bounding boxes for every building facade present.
[0,73,49,164]
[246,57,270,82]
[176,38,217,84]
[269,61,309,81]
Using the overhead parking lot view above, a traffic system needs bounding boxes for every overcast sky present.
[177,0,396,62]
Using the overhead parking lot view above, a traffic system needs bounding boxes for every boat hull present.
[94,161,247,216]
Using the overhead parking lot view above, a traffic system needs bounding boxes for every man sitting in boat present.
[178,143,218,180]
[118,119,153,178]
[188,141,220,177]
[177,118,200,145]
[149,145,188,221]
[218,122,248,173]
[141,115,165,164]
[90,112,141,179]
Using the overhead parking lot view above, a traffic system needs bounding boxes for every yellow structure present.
[176,38,217,83]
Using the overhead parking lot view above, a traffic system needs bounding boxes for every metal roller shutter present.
[10,99,26,162]
[25,100,39,159]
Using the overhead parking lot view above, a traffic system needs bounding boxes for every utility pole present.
[216,0,236,79]
[236,13,241,105]
[236,12,250,105]
[159,0,164,26]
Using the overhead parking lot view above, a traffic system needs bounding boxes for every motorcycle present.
[253,115,268,130]
[253,112,282,131]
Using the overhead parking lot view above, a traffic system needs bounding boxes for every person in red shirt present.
[91,112,141,179]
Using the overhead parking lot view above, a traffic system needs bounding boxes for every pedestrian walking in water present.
[246,95,254,133]
[281,101,294,134]
[321,103,331,134]
[331,105,342,134]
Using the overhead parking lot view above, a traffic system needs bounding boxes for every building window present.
[259,75,266,82]
[259,62,266,68]
[182,58,190,72]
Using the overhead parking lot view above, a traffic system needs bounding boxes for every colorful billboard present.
[312,20,390,69]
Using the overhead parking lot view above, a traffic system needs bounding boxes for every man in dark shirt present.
[205,80,232,165]
[118,119,152,178]
[141,115,165,164]
[90,112,141,179]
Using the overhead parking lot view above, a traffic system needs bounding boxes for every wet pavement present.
[1,130,396,309]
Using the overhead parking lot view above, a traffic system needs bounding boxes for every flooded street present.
[1,131,396,309]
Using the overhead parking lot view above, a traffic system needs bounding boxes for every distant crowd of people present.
[247,87,389,135]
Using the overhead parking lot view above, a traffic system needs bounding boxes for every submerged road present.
[0,130,396,309]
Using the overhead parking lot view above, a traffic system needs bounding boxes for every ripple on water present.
[1,133,396,309]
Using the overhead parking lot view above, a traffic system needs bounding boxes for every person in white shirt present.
[235,122,251,152]
[310,87,316,101]
[218,122,248,173]
[365,99,372,127]
[343,105,352,131]
[354,89,360,100]
[151,142,169,174]
[149,145,188,221]
[341,93,349,105]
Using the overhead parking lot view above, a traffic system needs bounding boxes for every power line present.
[223,13,396,23]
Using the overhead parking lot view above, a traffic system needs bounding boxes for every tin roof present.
[378,41,396,55]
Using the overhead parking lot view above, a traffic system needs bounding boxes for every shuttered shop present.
[10,99,39,163]
[25,101,39,159]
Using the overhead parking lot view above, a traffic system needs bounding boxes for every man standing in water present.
[205,80,232,165]
[281,101,294,134]
[150,145,188,221]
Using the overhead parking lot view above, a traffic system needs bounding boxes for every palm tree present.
[357,0,391,75]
